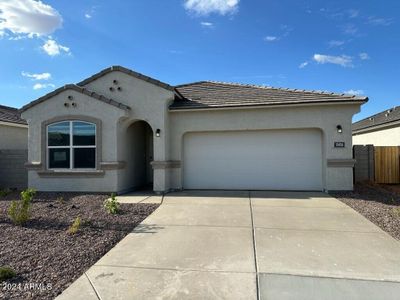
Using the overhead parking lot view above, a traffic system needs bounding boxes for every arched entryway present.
[125,120,154,190]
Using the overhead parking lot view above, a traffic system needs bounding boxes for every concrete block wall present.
[0,149,28,189]
[353,145,374,182]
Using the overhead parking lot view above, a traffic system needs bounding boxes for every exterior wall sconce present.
[336,125,343,133]
[155,129,161,137]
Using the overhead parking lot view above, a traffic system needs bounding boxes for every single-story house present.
[353,106,400,146]
[0,104,28,189]
[20,66,367,193]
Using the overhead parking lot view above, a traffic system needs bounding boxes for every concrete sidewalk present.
[57,190,400,300]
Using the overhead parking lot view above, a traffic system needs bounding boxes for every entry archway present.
[125,120,154,190]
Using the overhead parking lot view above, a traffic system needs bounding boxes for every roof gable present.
[171,81,368,110]
[77,65,175,91]
[20,84,131,113]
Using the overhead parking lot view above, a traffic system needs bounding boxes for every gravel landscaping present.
[331,183,400,240]
[0,191,159,300]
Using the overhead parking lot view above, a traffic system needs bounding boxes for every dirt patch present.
[331,183,400,240]
[0,191,159,300]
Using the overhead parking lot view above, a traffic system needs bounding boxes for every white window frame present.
[47,121,97,170]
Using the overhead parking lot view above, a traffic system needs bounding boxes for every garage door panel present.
[183,130,323,191]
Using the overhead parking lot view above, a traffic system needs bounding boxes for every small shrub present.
[8,188,36,225]
[57,196,65,204]
[104,193,120,214]
[0,188,10,198]
[68,217,82,234]
[20,188,36,202]
[391,207,400,218]
[0,266,16,282]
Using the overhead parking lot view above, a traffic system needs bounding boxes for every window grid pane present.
[49,148,70,169]
[73,148,96,169]
[48,122,70,146]
[73,122,96,146]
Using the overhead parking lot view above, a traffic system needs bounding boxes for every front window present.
[47,121,96,169]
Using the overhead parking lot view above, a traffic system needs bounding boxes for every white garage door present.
[183,129,323,191]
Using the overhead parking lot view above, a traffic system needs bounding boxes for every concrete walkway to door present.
[57,191,400,300]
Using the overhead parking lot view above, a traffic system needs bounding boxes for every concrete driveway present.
[57,191,400,300]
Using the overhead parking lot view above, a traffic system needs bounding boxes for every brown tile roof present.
[352,106,400,132]
[20,84,131,113]
[77,65,175,91]
[171,81,368,110]
[0,104,27,125]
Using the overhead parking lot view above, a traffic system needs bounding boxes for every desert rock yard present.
[0,191,159,300]
[332,183,400,241]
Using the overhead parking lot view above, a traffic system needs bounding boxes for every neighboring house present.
[353,106,400,146]
[0,104,28,189]
[20,66,367,193]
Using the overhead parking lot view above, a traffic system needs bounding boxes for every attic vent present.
[369,117,374,121]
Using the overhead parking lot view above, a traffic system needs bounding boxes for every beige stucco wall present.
[21,89,128,192]
[168,104,360,191]
[83,71,175,192]
[0,123,28,150]
[353,126,400,146]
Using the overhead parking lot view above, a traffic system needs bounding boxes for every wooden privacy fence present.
[374,146,400,184]
[353,145,400,184]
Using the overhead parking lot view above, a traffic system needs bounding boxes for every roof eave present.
[0,120,28,128]
[353,118,400,134]
[169,99,367,112]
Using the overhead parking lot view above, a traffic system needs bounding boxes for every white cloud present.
[169,49,183,54]
[347,9,359,18]
[21,71,51,80]
[359,52,370,60]
[367,16,393,26]
[41,39,70,56]
[313,54,353,67]
[264,36,278,42]
[200,21,214,28]
[0,0,62,38]
[344,89,364,96]
[343,24,358,35]
[184,0,239,15]
[299,61,309,69]
[85,13,92,19]
[33,83,55,90]
[264,25,292,43]
[328,40,345,47]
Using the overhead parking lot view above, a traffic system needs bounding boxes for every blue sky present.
[0,0,399,121]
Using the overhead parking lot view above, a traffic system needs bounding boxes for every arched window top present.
[47,120,96,169]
